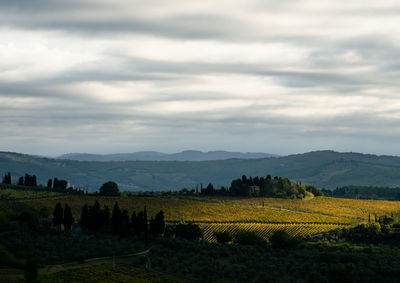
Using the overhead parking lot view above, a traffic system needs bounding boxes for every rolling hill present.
[57,150,278,161]
[1,150,400,191]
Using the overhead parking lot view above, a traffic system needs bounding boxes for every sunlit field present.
[20,195,357,224]
[201,223,346,242]
[200,196,400,220]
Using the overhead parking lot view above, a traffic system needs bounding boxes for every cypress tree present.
[63,204,74,231]
[111,202,122,235]
[90,200,101,231]
[6,172,11,184]
[47,179,53,189]
[53,202,64,229]
[53,178,59,190]
[150,210,165,236]
[100,205,111,231]
[136,211,144,236]
[144,206,149,246]
[31,175,37,187]
[121,209,130,236]
[18,176,24,186]
[80,204,89,230]
[131,211,137,234]
[24,174,30,186]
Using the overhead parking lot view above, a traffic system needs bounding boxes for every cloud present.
[1,0,400,156]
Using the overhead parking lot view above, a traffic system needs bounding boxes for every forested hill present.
[58,150,278,162]
[1,150,400,191]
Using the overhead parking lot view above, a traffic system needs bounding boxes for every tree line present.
[1,171,85,195]
[323,185,400,201]
[52,200,165,244]
[198,174,323,198]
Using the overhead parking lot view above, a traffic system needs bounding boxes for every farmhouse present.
[249,185,260,196]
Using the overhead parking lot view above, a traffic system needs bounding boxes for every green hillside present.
[1,151,400,191]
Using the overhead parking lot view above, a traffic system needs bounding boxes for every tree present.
[63,204,75,231]
[31,175,37,187]
[120,209,130,236]
[24,174,30,186]
[18,176,24,186]
[99,181,120,196]
[80,204,89,230]
[136,211,144,236]
[99,205,110,231]
[89,200,101,231]
[53,202,64,229]
[131,211,137,234]
[111,202,122,235]
[175,223,202,240]
[6,172,11,184]
[47,179,52,189]
[150,210,165,236]
[144,206,149,246]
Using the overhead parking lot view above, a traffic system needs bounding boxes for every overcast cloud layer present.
[1,0,400,156]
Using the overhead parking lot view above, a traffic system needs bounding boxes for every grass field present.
[20,195,357,224]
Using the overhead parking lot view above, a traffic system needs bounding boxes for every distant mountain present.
[2,150,400,191]
[57,150,279,162]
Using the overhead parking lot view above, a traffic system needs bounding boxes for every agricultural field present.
[0,188,62,200]
[205,196,400,220]
[200,223,346,242]
[19,195,357,224]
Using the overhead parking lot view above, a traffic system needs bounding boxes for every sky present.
[1,0,400,156]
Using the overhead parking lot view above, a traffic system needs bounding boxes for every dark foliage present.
[233,230,266,246]
[2,172,12,184]
[174,223,202,240]
[325,185,400,200]
[214,231,232,244]
[63,204,74,231]
[150,238,400,283]
[52,202,63,227]
[269,230,300,249]
[99,181,120,196]
[200,174,323,199]
[150,211,165,236]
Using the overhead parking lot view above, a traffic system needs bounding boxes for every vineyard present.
[20,195,357,224]
[206,196,400,219]
[200,223,347,242]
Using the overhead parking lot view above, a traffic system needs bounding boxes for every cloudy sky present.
[1,0,400,156]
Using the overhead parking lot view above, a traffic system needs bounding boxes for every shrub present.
[269,230,300,249]
[234,230,265,246]
[214,231,232,244]
[174,223,202,240]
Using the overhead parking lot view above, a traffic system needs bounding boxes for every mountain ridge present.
[1,150,400,191]
[57,150,279,162]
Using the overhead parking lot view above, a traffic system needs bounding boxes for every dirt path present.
[42,247,152,275]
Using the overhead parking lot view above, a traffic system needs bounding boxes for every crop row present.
[215,196,400,219]
[200,223,347,242]
[21,196,357,224]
